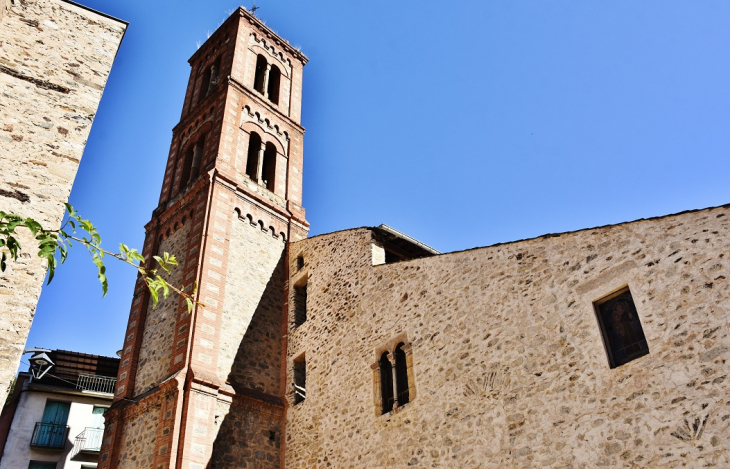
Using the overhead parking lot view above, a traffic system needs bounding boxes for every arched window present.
[245,132,262,181]
[379,352,394,414]
[178,146,194,193]
[267,64,281,105]
[395,343,409,406]
[262,142,277,192]
[198,56,221,104]
[189,135,205,182]
[178,135,205,193]
[254,54,267,94]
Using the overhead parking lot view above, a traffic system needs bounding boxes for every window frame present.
[594,286,650,368]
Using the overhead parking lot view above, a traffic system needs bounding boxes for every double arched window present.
[178,135,206,193]
[253,54,281,105]
[376,342,413,415]
[245,131,277,192]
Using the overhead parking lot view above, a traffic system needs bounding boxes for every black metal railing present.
[30,422,69,449]
[72,427,104,455]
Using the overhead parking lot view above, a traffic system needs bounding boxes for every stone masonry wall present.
[209,396,283,468]
[218,214,285,393]
[135,221,191,396]
[287,205,730,468]
[117,405,159,469]
[0,0,125,405]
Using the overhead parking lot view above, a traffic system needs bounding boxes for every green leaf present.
[24,218,42,235]
[185,297,193,313]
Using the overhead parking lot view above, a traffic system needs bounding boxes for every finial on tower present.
[250,1,259,16]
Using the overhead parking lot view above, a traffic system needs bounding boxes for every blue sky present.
[26,1,730,358]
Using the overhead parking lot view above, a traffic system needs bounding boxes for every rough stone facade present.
[286,206,730,468]
[134,221,191,396]
[0,0,125,406]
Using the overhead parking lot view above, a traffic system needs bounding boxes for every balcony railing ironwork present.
[76,373,116,394]
[72,427,104,455]
[30,422,69,449]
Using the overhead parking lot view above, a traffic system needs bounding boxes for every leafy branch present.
[0,203,201,312]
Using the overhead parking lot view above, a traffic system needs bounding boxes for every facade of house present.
[100,7,730,468]
[0,0,126,407]
[0,350,119,469]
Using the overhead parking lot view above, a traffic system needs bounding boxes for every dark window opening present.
[294,283,307,327]
[246,132,262,181]
[209,57,221,93]
[189,136,205,182]
[179,146,194,192]
[198,66,211,104]
[293,355,306,404]
[254,54,267,94]
[595,288,649,368]
[395,343,409,406]
[267,64,281,105]
[379,352,394,414]
[262,142,277,191]
[296,256,304,271]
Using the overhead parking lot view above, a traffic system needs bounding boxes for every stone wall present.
[0,0,125,404]
[117,405,159,469]
[209,396,283,468]
[218,214,285,393]
[287,205,730,467]
[135,221,191,396]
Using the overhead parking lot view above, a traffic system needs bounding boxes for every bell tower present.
[101,8,308,468]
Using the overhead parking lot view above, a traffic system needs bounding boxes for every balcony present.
[30,422,69,449]
[76,373,116,394]
[72,427,104,456]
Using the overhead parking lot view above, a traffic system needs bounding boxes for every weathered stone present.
[0,0,125,406]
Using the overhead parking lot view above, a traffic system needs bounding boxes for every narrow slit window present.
[395,343,409,406]
[594,288,649,368]
[379,352,394,414]
[245,132,262,181]
[296,256,304,271]
[294,283,307,327]
[293,355,306,404]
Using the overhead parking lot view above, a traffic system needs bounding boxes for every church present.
[100,7,730,468]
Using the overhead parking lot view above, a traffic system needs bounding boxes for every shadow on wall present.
[209,250,286,468]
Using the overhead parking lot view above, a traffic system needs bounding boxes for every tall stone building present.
[103,7,730,468]
[0,0,126,407]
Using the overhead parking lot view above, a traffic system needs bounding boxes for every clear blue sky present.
[26,1,730,359]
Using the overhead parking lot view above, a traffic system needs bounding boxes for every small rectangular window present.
[293,354,306,405]
[594,288,649,368]
[29,463,56,469]
[294,284,307,327]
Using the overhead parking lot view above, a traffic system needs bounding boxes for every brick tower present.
[100,8,308,468]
